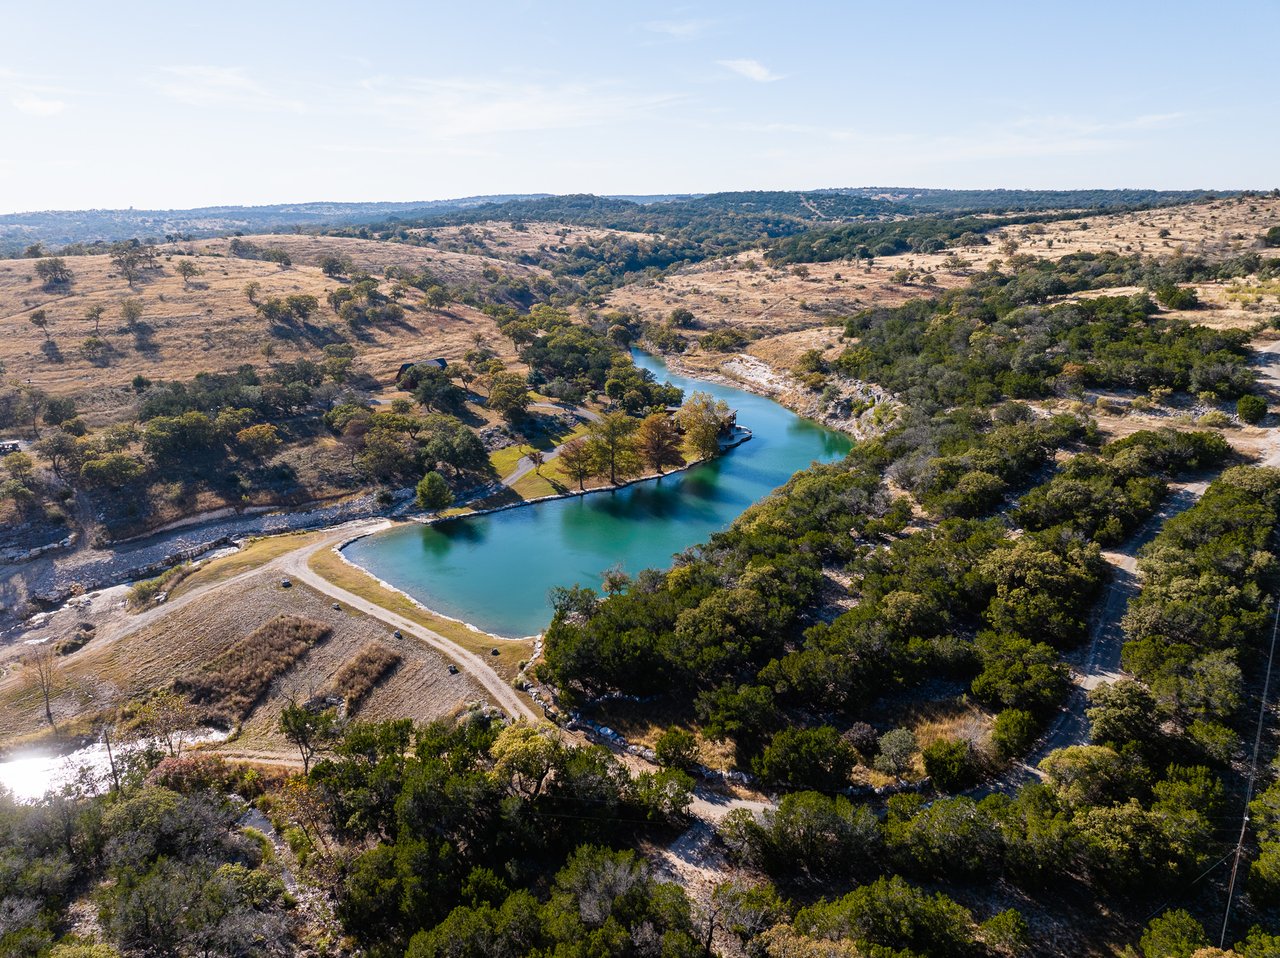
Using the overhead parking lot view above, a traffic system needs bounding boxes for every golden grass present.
[324,642,402,713]
[167,531,324,600]
[0,240,519,421]
[306,546,533,681]
[175,614,331,723]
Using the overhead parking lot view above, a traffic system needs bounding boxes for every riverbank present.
[653,348,899,440]
[328,424,754,642]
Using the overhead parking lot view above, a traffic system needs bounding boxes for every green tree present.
[29,309,51,341]
[654,728,700,770]
[991,708,1039,760]
[35,256,73,289]
[753,726,855,792]
[174,259,202,286]
[921,738,978,790]
[586,411,640,484]
[874,728,918,778]
[1138,909,1209,958]
[120,298,144,329]
[235,423,281,458]
[556,437,594,491]
[416,471,454,511]
[84,302,106,334]
[676,391,730,461]
[488,373,530,421]
[80,453,145,488]
[635,412,684,474]
[279,700,340,773]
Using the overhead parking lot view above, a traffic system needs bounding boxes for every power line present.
[1220,597,1280,948]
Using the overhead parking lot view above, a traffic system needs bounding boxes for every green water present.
[343,352,852,637]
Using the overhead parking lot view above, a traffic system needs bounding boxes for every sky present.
[1,0,1277,213]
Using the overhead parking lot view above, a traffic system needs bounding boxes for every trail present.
[42,519,538,727]
[279,536,539,723]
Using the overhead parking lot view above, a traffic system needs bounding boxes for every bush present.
[1153,284,1199,310]
[992,708,1039,759]
[921,738,978,790]
[416,471,454,511]
[874,728,917,778]
[654,728,700,770]
[753,726,855,792]
[1237,393,1268,424]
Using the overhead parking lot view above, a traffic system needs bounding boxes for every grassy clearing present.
[488,422,591,480]
[175,614,330,724]
[324,642,402,713]
[167,532,324,601]
[307,547,533,682]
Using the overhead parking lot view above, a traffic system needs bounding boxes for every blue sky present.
[1,0,1276,212]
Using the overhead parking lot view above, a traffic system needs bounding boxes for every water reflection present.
[344,352,852,636]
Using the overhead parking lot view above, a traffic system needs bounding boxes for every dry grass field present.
[410,221,663,266]
[0,239,520,425]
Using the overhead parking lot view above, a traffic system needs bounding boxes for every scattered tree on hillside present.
[28,309,51,341]
[34,256,73,289]
[174,259,202,287]
[84,302,105,334]
[120,298,144,329]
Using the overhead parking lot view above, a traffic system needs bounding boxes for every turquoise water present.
[343,352,852,637]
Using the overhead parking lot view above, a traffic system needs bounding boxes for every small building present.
[395,358,448,386]
[0,441,20,455]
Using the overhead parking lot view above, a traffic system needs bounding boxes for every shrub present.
[1237,393,1268,424]
[921,738,978,790]
[992,708,1039,759]
[416,471,454,511]
[874,728,917,778]
[654,728,700,770]
[753,726,855,792]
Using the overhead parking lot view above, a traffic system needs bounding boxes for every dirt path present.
[279,535,538,723]
[42,518,537,729]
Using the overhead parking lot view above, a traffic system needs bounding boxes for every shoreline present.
[329,425,755,644]
[653,347,898,440]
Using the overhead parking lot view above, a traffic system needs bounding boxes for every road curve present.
[280,535,540,723]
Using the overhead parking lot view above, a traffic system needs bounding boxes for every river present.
[342,351,852,637]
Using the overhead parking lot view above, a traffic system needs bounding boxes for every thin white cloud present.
[353,75,679,138]
[11,94,66,116]
[717,59,782,82]
[155,66,307,113]
[644,18,712,40]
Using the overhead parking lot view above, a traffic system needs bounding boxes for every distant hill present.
[827,186,1227,212]
[0,187,1236,255]
[0,195,550,251]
